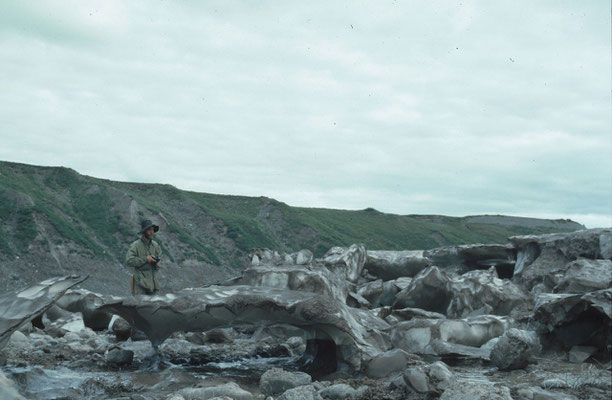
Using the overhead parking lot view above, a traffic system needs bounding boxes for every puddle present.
[1,354,298,399]
[3,366,124,400]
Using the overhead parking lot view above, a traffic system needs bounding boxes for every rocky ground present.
[1,320,610,400]
[0,228,610,400]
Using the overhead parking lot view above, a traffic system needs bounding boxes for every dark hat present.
[139,220,159,234]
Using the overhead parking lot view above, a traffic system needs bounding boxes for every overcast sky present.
[0,1,610,228]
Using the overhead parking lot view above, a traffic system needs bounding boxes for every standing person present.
[126,220,163,295]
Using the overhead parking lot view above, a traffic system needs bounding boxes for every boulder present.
[394,266,530,318]
[511,228,611,291]
[390,315,507,358]
[98,285,391,371]
[259,368,312,396]
[59,315,86,333]
[42,304,72,324]
[393,266,453,313]
[357,280,399,308]
[424,243,515,277]
[392,277,412,290]
[534,289,611,349]
[321,244,367,283]
[403,361,454,393]
[238,264,351,304]
[600,231,612,259]
[446,267,531,318]
[0,275,87,350]
[553,259,612,294]
[489,328,541,370]
[55,289,113,331]
[365,250,431,280]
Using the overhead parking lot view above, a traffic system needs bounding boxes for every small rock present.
[296,249,314,265]
[490,329,541,370]
[63,332,81,342]
[284,336,306,356]
[78,327,96,339]
[17,322,33,335]
[388,374,407,390]
[402,361,454,394]
[67,342,94,352]
[105,349,134,367]
[61,316,86,333]
[427,361,454,391]
[111,317,132,342]
[44,325,67,338]
[403,368,429,393]
[185,332,208,345]
[206,328,233,343]
[318,383,357,400]
[568,345,597,363]
[260,368,312,396]
[180,382,252,400]
[278,385,322,400]
[515,388,534,400]
[7,331,32,350]
[43,304,72,322]
[366,348,414,379]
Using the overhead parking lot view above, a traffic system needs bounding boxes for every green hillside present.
[0,160,584,283]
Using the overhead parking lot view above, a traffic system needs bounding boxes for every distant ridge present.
[463,215,584,229]
[0,160,584,295]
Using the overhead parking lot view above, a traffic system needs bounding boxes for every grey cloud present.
[0,0,609,229]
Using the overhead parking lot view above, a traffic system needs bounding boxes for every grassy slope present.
[0,161,583,265]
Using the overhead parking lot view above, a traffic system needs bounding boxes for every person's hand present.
[146,256,155,264]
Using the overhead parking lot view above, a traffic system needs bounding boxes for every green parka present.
[126,237,162,294]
